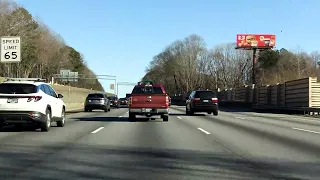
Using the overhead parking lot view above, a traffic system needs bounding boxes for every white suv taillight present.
[27,96,42,102]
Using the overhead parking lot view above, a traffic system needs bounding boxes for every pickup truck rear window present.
[132,86,164,94]
[0,83,37,94]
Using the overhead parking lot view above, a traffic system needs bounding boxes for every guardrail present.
[217,77,320,114]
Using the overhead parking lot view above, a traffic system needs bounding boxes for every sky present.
[15,0,320,98]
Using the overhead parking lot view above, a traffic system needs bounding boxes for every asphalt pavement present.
[0,106,319,180]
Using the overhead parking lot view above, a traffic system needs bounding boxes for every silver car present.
[84,93,111,112]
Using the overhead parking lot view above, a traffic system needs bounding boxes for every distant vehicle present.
[107,96,118,108]
[128,80,169,121]
[84,92,111,112]
[117,97,128,107]
[185,90,218,116]
[0,78,66,132]
[126,93,131,99]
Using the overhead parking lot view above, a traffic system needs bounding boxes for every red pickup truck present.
[128,81,169,121]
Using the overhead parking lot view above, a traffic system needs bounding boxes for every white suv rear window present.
[0,84,38,94]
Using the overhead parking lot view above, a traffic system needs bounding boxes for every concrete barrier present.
[51,84,114,112]
[0,77,114,112]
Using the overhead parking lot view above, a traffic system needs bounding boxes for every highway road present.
[0,106,319,180]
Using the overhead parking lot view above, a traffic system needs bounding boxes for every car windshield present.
[132,86,163,94]
[119,98,126,101]
[0,83,37,94]
[87,94,104,98]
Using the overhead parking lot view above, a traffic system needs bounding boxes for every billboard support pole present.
[252,48,257,85]
[115,79,117,96]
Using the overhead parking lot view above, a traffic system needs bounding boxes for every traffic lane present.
[169,108,320,180]
[218,110,320,136]
[173,105,320,152]
[0,109,100,141]
[9,110,275,180]
[219,107,320,127]
[0,108,128,144]
[0,108,128,180]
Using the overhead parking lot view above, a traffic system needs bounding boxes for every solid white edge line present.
[197,128,211,135]
[234,116,245,119]
[91,127,104,134]
[292,127,320,134]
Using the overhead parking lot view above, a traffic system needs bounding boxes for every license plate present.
[203,100,209,102]
[145,108,151,112]
[7,98,18,103]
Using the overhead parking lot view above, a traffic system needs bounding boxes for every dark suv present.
[84,93,111,112]
[185,90,218,116]
[117,98,128,107]
[108,96,118,108]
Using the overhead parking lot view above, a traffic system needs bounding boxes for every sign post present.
[235,34,276,104]
[110,84,114,90]
[1,36,21,63]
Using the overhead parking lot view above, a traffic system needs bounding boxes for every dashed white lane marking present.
[292,127,320,135]
[119,116,122,118]
[234,116,245,119]
[197,128,211,135]
[177,116,182,119]
[91,127,104,134]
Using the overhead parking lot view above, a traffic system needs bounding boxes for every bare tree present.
[0,2,105,91]
[143,35,319,95]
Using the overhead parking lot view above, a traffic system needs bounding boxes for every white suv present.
[0,78,66,132]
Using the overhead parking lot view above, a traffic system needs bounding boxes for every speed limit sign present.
[0,36,21,63]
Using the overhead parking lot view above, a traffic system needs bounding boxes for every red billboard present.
[236,34,276,49]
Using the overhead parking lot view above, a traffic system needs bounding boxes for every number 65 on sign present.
[1,36,21,63]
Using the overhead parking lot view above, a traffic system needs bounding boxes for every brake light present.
[212,98,218,103]
[27,96,42,102]
[193,98,200,103]
[165,96,169,107]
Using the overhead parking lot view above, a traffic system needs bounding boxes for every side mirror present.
[58,94,63,98]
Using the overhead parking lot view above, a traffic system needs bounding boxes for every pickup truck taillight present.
[165,96,169,107]
[212,98,218,103]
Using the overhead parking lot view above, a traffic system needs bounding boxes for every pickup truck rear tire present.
[162,114,169,121]
[129,113,136,121]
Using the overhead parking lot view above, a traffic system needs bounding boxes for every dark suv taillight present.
[212,98,218,103]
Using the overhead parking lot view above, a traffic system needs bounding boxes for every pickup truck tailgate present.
[130,94,167,108]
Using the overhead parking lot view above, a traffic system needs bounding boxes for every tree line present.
[142,34,320,95]
[0,0,104,91]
